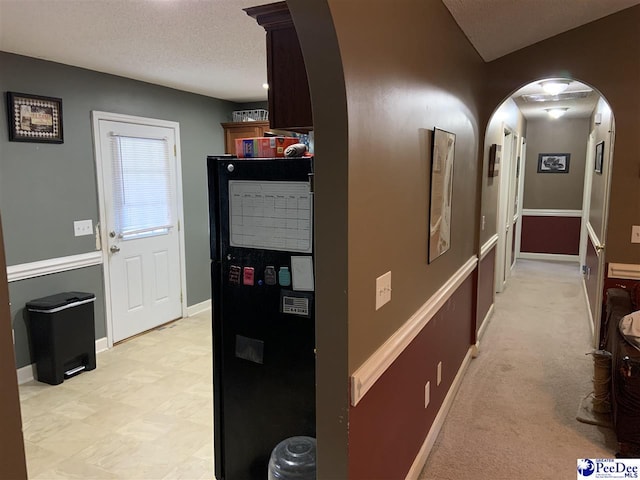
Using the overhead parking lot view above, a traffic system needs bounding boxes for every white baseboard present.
[519,252,579,263]
[95,336,109,354]
[582,279,595,339]
[187,299,211,316]
[405,346,474,479]
[17,336,109,385]
[16,363,36,385]
[477,304,495,343]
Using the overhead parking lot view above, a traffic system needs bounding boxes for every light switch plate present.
[375,271,392,310]
[74,219,93,237]
[632,225,640,244]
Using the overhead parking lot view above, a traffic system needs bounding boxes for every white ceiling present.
[512,79,599,120]
[1,0,639,103]
[442,0,640,61]
[0,0,269,103]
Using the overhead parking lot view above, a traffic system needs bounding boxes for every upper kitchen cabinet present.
[245,2,313,132]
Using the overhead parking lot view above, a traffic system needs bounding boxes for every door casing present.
[91,111,187,348]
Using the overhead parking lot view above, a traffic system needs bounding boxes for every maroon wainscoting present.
[520,216,581,255]
[348,275,475,479]
[477,248,496,335]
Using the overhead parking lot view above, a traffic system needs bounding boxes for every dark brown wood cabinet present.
[221,121,270,154]
[245,2,312,132]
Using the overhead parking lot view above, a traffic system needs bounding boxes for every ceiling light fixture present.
[540,80,571,96]
[262,83,269,90]
[546,108,568,119]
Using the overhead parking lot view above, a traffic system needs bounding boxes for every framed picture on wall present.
[428,128,456,263]
[537,153,570,173]
[594,141,604,174]
[488,144,501,177]
[6,92,64,143]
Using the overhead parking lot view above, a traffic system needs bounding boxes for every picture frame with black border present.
[594,141,604,174]
[537,153,570,174]
[6,91,64,143]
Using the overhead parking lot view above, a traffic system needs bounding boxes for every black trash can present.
[268,436,316,480]
[26,292,96,385]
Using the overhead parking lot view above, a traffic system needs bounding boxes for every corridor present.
[419,259,616,479]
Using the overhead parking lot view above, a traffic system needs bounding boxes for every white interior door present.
[496,127,514,292]
[94,114,184,343]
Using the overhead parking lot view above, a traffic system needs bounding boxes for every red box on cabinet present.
[235,137,298,158]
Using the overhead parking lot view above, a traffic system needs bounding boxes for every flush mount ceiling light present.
[546,108,569,119]
[540,80,571,96]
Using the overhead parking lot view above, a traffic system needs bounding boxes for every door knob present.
[110,245,121,253]
[109,231,117,238]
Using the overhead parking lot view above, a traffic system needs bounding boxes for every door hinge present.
[178,220,181,231]
[308,173,314,194]
[180,291,183,303]
[174,144,177,156]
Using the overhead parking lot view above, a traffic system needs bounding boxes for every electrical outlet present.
[632,225,640,244]
[425,381,430,408]
[375,271,392,310]
[74,219,93,237]
[437,362,442,386]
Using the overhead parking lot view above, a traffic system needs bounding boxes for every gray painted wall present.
[9,266,105,368]
[523,117,590,210]
[0,52,240,368]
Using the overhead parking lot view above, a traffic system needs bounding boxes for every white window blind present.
[110,134,174,239]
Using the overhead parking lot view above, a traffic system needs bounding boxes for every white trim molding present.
[350,256,477,407]
[477,304,495,342]
[586,222,604,257]
[187,299,211,316]
[480,234,499,260]
[519,252,579,263]
[17,337,108,384]
[7,251,103,283]
[582,278,595,339]
[608,263,640,280]
[405,347,474,479]
[522,209,582,217]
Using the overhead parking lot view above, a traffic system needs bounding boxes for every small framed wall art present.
[488,144,501,177]
[6,92,64,143]
[537,153,570,173]
[594,141,604,174]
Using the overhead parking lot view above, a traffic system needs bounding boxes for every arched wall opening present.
[477,75,616,348]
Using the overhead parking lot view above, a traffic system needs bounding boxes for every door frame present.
[91,111,187,348]
[514,137,526,260]
[495,125,515,293]
[591,120,616,347]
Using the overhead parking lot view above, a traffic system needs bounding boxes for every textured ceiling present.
[512,79,598,120]
[1,0,639,102]
[442,0,640,61]
[0,0,269,102]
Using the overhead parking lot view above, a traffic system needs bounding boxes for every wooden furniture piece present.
[245,2,312,132]
[603,288,640,457]
[221,121,270,154]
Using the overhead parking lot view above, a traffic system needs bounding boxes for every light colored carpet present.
[419,260,617,480]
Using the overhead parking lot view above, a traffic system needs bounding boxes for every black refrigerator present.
[207,156,316,480]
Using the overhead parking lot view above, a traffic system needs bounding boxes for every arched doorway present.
[479,77,615,347]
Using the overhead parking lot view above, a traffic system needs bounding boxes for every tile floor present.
[19,311,214,480]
